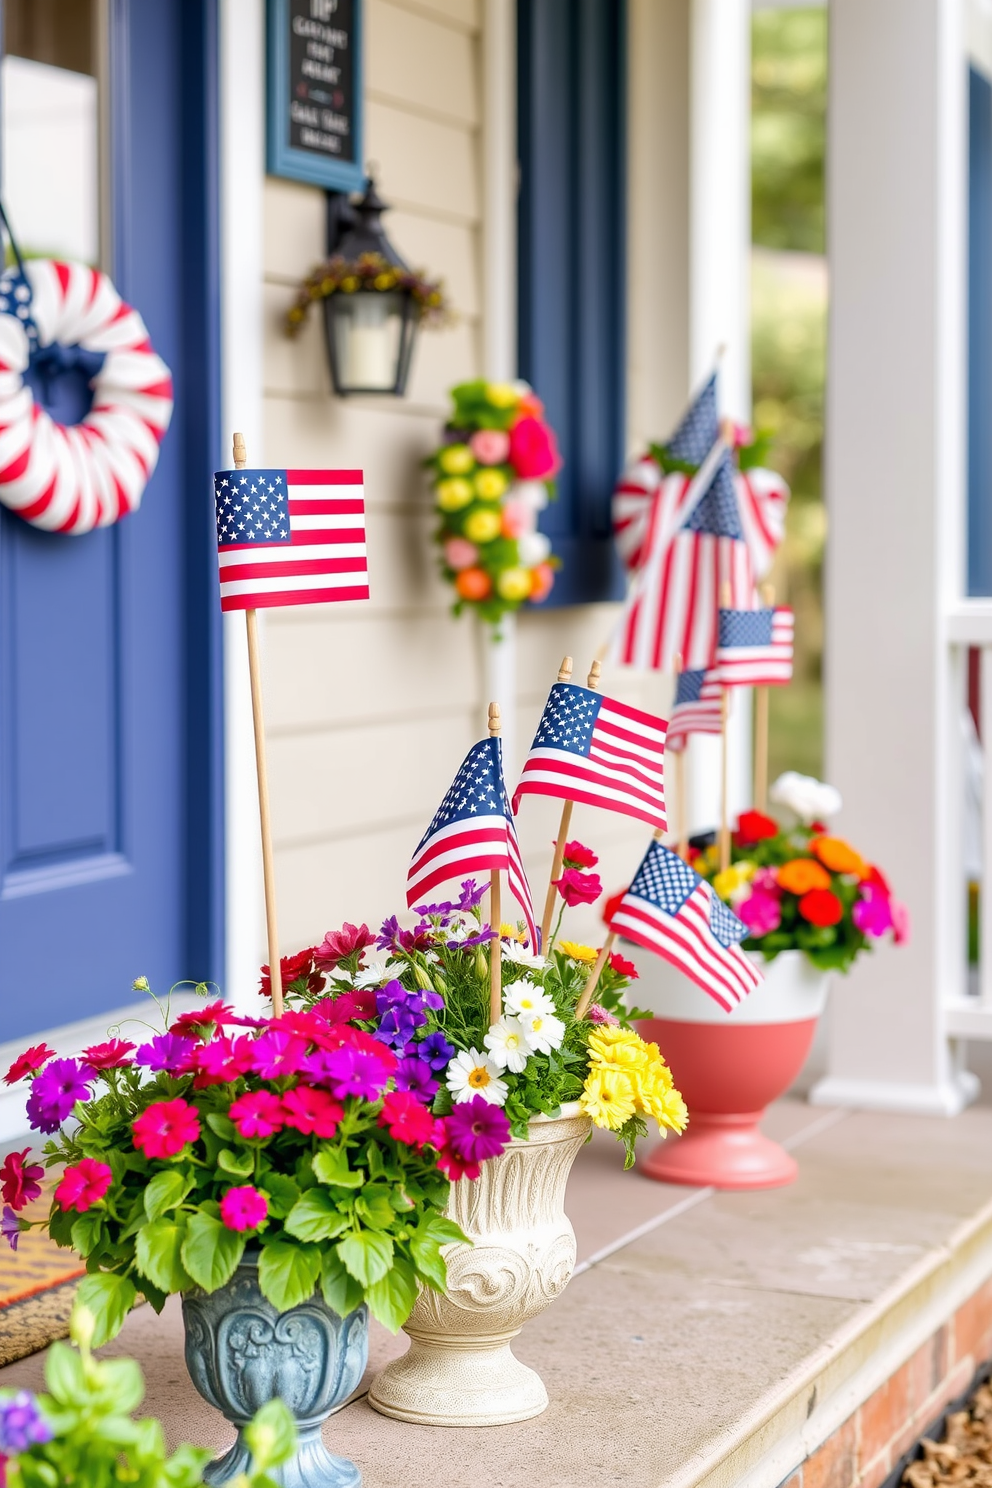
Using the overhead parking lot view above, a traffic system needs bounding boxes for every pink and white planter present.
[631,949,830,1189]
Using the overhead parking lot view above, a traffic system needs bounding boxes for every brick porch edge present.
[667,1196,992,1488]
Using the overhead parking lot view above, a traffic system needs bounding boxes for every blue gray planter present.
[181,1254,368,1488]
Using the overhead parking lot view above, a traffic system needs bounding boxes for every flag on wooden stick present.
[713,605,794,687]
[214,467,368,611]
[408,736,537,950]
[609,840,762,1012]
[666,667,724,753]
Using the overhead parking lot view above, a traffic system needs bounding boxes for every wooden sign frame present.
[265,0,365,194]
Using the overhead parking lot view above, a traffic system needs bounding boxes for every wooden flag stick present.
[576,931,616,1021]
[672,651,689,861]
[753,582,775,812]
[718,580,732,874]
[234,432,283,1019]
[488,701,503,1025]
[540,657,575,949]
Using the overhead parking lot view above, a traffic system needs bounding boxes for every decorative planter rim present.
[626,945,832,1025]
[526,1100,583,1126]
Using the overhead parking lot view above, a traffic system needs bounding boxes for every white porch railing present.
[945,601,992,1040]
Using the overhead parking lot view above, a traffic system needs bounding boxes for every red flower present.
[54,1158,112,1213]
[861,863,891,895]
[3,1044,55,1086]
[132,1098,200,1159]
[0,1150,44,1211]
[81,1039,136,1070]
[259,948,323,999]
[219,1185,268,1233]
[314,989,377,1023]
[560,839,598,870]
[553,867,602,907]
[735,810,779,846]
[508,415,561,480]
[607,951,639,979]
[435,1145,481,1182]
[229,1090,285,1139]
[798,888,843,928]
[314,923,375,970]
[169,1002,237,1038]
[280,1085,343,1137]
[602,888,628,927]
[377,1090,438,1148]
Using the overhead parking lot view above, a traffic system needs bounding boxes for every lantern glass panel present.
[329,290,405,393]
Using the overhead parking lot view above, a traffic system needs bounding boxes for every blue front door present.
[0,1,223,1040]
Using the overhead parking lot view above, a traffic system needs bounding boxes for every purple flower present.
[457,879,487,910]
[322,1046,391,1102]
[0,1391,52,1451]
[26,1059,95,1132]
[375,1006,424,1048]
[412,1031,455,1071]
[135,1032,196,1073]
[448,928,493,950]
[393,1058,439,1102]
[376,917,434,954]
[1,1206,20,1251]
[444,1095,511,1162]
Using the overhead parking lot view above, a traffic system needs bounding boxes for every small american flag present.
[666,370,719,463]
[408,736,537,949]
[666,668,723,753]
[713,606,794,687]
[610,841,762,1012]
[512,683,667,834]
[214,468,369,612]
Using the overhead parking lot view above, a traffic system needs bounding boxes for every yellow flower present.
[340,276,359,292]
[496,567,532,601]
[580,1066,637,1131]
[436,477,474,511]
[587,1024,641,1049]
[463,508,502,544]
[486,382,519,408]
[712,867,742,900]
[438,444,475,476]
[500,922,525,943]
[374,271,397,290]
[475,468,509,500]
[638,1077,688,1133]
[587,1028,650,1071]
[557,939,598,963]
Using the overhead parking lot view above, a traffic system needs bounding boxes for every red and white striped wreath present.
[0,259,173,534]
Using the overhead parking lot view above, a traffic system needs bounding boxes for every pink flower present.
[169,1001,237,1038]
[377,1090,437,1148]
[435,1146,481,1182]
[751,867,782,897]
[229,1089,285,1139]
[3,1045,55,1086]
[54,1158,112,1213]
[469,429,510,465]
[0,1150,44,1211]
[852,883,893,939]
[553,867,602,907]
[508,416,561,480]
[586,1004,620,1026]
[80,1039,135,1070]
[280,1085,343,1137]
[891,900,911,945]
[314,923,375,970]
[737,890,782,937]
[561,839,598,869]
[499,500,528,539]
[132,1098,200,1159]
[443,537,479,572]
[187,1035,252,1089]
[219,1185,268,1233]
[247,1029,308,1080]
[314,989,377,1024]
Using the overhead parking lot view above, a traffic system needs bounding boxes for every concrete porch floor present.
[3,1096,992,1488]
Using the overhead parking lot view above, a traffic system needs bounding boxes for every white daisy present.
[445,1047,509,1106]
[484,1016,533,1074]
[444,914,476,942]
[504,980,556,1021]
[501,940,546,969]
[519,1009,566,1055]
[353,960,388,988]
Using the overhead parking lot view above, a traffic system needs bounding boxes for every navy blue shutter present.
[517,0,626,606]
[968,64,992,596]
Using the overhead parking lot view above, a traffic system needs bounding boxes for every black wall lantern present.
[323,179,419,397]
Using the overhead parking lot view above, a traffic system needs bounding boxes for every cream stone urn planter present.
[368,1102,591,1426]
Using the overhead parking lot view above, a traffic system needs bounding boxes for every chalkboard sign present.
[266,0,365,193]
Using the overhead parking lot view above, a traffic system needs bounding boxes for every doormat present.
[0,1199,84,1367]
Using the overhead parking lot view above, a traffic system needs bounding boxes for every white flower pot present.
[367,1102,591,1426]
[630,946,831,1024]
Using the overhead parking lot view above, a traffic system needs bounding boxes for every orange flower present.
[777,858,832,895]
[810,836,866,878]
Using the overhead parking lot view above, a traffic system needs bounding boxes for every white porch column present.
[811,0,975,1114]
[686,0,753,834]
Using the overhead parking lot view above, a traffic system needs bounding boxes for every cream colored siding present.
[259,0,688,954]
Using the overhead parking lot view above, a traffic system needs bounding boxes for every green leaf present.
[44,1340,85,1403]
[70,1210,106,1257]
[336,1230,394,1287]
[181,1211,246,1292]
[355,1185,396,1231]
[75,1272,137,1345]
[206,1112,236,1139]
[257,1241,320,1311]
[259,1172,300,1219]
[243,1399,297,1472]
[285,1189,351,1243]
[135,1218,191,1293]
[320,1250,364,1316]
[312,1145,363,1188]
[217,1147,255,1178]
[93,1356,145,1414]
[408,1233,447,1292]
[144,1169,192,1222]
[365,1256,419,1333]
[422,1214,468,1246]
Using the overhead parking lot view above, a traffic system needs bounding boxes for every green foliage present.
[751,10,827,254]
[2,1316,294,1488]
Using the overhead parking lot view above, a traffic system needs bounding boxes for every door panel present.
[0,0,223,1040]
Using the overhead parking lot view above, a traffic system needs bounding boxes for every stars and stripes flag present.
[408,736,538,950]
[512,682,667,834]
[736,467,790,580]
[610,840,762,1012]
[213,468,369,612]
[713,606,794,687]
[666,669,724,753]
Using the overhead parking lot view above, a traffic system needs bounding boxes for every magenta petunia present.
[377,1090,437,1148]
[508,415,561,480]
[561,839,598,870]
[247,1029,309,1080]
[220,1185,268,1233]
[135,1032,196,1073]
[279,1085,343,1137]
[321,1046,392,1102]
[852,883,893,938]
[132,1098,200,1159]
[737,889,782,937]
[0,1150,44,1212]
[443,1095,511,1163]
[229,1089,285,1139]
[54,1158,112,1213]
[314,922,375,970]
[81,1039,135,1070]
[553,867,602,907]
[3,1044,55,1086]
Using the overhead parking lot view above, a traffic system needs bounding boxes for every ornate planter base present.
[368,1104,591,1427]
[181,1256,368,1488]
